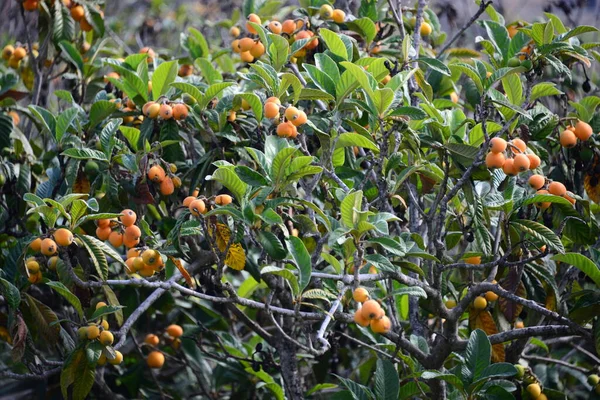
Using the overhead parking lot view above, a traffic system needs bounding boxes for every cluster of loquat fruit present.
[105,95,145,126]
[485,137,541,176]
[79,301,124,366]
[67,1,104,32]
[352,288,391,334]
[183,192,233,216]
[143,324,184,369]
[267,98,308,139]
[142,100,189,122]
[146,162,181,197]
[2,42,35,70]
[95,209,142,248]
[512,364,550,400]
[124,247,164,277]
[26,228,74,283]
[559,119,594,148]
[528,174,575,209]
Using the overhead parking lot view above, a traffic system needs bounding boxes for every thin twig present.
[437,0,493,58]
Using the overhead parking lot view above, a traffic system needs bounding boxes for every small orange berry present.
[548,181,566,196]
[502,158,517,176]
[574,120,593,141]
[96,226,112,241]
[189,199,206,216]
[120,209,137,227]
[485,152,506,169]
[159,104,173,120]
[353,287,369,303]
[489,137,507,153]
[53,228,74,247]
[147,351,165,368]
[527,153,541,169]
[513,153,531,173]
[559,129,577,148]
[528,174,545,190]
[215,194,233,205]
[172,104,189,121]
[360,299,382,320]
[160,177,175,195]
[269,21,282,34]
[166,324,183,338]
[354,308,370,327]
[145,334,160,346]
[510,138,527,153]
[183,196,196,207]
[41,238,58,256]
[370,315,391,333]
[246,14,261,34]
[264,102,280,119]
[148,165,166,183]
[108,231,124,247]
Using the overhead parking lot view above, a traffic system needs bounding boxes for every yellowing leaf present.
[469,308,505,363]
[169,256,196,288]
[584,156,600,203]
[209,223,246,271]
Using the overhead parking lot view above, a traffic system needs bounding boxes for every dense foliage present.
[1,0,600,399]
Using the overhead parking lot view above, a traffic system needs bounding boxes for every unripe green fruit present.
[514,364,526,379]
[507,57,521,67]
[588,374,600,386]
[182,93,196,105]
[85,160,99,177]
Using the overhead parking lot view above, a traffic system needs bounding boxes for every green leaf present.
[261,266,299,297]
[90,305,126,321]
[152,60,178,100]
[236,92,263,122]
[171,82,204,103]
[268,33,289,71]
[88,100,119,128]
[346,17,377,42]
[320,28,351,60]
[417,57,451,76]
[375,359,399,400]
[78,234,109,280]
[45,281,84,319]
[286,236,312,294]
[61,148,108,162]
[501,74,522,105]
[188,27,209,57]
[278,73,302,104]
[511,219,565,253]
[340,190,363,229]
[366,237,406,256]
[421,371,464,392]
[388,106,428,120]
[235,165,269,186]
[206,166,248,200]
[81,234,129,271]
[99,118,122,160]
[0,278,20,312]
[59,40,84,71]
[530,82,563,102]
[304,64,336,96]
[392,286,427,298]
[557,25,599,42]
[552,253,600,287]
[55,108,79,143]
[335,133,379,153]
[475,363,517,383]
[118,126,140,151]
[258,231,287,260]
[196,58,222,84]
[465,329,491,380]
[450,63,483,94]
[299,88,335,101]
[199,82,235,109]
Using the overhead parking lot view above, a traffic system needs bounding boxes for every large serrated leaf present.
[286,236,311,294]
[552,253,600,287]
[78,234,109,280]
[511,219,565,253]
[152,60,178,100]
[45,281,84,319]
[375,359,399,400]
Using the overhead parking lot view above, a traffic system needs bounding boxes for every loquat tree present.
[0,0,600,399]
